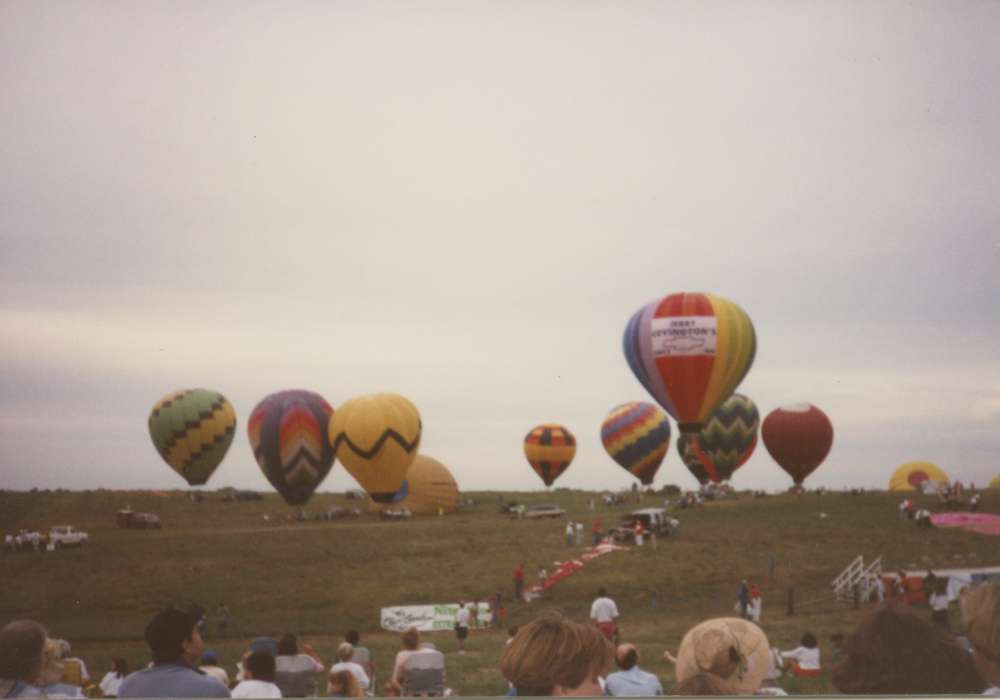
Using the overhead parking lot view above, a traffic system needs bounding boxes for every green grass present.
[3,487,999,696]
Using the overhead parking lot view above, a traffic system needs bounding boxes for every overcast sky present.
[2,1,998,497]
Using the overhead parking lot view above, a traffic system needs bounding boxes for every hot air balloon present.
[677,393,759,484]
[148,388,236,486]
[369,455,460,515]
[761,404,833,486]
[888,461,950,492]
[328,393,421,503]
[248,390,335,506]
[623,292,756,482]
[600,402,671,485]
[524,424,576,487]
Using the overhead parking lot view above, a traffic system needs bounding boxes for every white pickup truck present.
[49,525,89,548]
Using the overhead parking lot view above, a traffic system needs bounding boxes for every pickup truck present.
[608,508,679,543]
[48,525,89,548]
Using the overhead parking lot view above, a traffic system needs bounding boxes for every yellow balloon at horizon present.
[328,393,421,503]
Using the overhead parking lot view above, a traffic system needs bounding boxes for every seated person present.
[328,670,362,698]
[960,582,1000,694]
[500,609,611,696]
[0,619,48,698]
[274,633,324,697]
[779,633,821,678]
[39,639,84,698]
[330,643,370,692]
[345,630,374,684]
[833,603,984,694]
[231,651,281,698]
[604,643,662,696]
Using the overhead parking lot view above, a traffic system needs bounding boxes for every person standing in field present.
[513,563,525,600]
[633,520,644,547]
[470,599,480,630]
[591,587,620,643]
[749,583,762,622]
[455,601,471,654]
[592,519,603,546]
[215,603,231,639]
[575,522,584,546]
[736,580,750,619]
[565,521,574,547]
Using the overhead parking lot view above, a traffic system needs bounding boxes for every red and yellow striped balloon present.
[524,424,576,487]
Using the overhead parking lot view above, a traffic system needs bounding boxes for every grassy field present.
[3,487,999,696]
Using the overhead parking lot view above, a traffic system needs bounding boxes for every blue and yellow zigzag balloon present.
[601,402,671,485]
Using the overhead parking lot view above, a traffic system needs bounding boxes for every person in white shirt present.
[98,659,129,698]
[455,601,471,654]
[329,643,369,691]
[231,651,282,698]
[780,633,821,678]
[590,588,620,643]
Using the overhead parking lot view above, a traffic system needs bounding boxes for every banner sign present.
[380,602,491,632]
[650,316,717,357]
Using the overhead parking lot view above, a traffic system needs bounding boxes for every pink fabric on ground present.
[930,512,1000,536]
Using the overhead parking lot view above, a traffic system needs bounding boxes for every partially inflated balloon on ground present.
[990,475,1000,490]
[677,393,759,484]
[524,424,576,487]
[888,461,950,491]
[761,404,833,485]
[623,292,756,432]
[328,393,421,502]
[148,389,236,486]
[248,390,335,506]
[369,454,459,515]
[601,402,670,485]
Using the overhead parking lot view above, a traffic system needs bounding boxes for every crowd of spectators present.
[4,581,1000,697]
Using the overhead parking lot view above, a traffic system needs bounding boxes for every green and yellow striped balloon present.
[148,388,236,486]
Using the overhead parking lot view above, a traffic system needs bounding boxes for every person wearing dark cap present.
[118,605,230,698]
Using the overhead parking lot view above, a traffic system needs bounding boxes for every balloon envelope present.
[990,475,1000,490]
[248,390,335,506]
[677,393,759,484]
[888,461,950,491]
[524,424,576,486]
[623,292,756,432]
[601,402,670,485]
[369,454,460,515]
[148,388,236,486]
[761,404,833,485]
[328,393,422,503]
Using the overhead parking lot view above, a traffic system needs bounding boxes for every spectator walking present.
[117,605,230,698]
[231,651,281,698]
[591,587,620,642]
[736,580,750,619]
[455,600,471,654]
[605,643,662,696]
[513,563,525,599]
[749,583,762,623]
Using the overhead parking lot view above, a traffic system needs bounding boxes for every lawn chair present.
[353,645,376,696]
[274,668,319,698]
[402,649,447,697]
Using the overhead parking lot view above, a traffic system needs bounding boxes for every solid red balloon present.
[761,404,833,485]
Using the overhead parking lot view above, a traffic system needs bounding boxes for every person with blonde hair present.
[327,669,362,698]
[663,617,777,695]
[961,582,1000,695]
[39,639,84,698]
[330,642,370,692]
[500,608,613,696]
